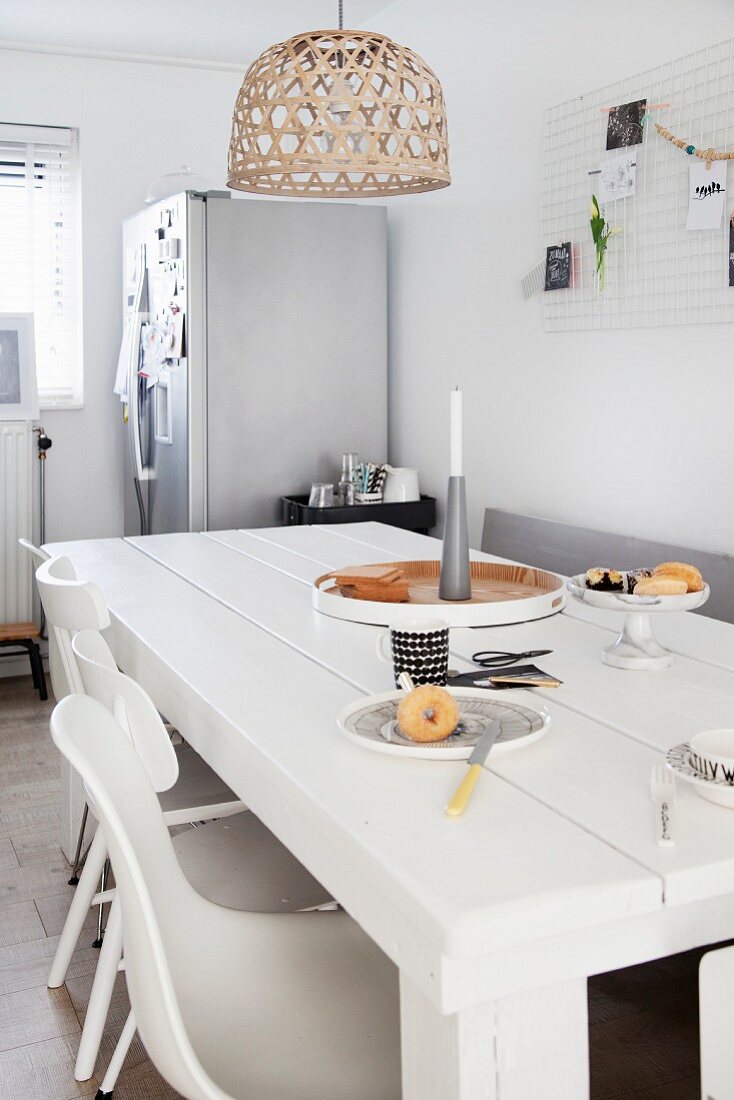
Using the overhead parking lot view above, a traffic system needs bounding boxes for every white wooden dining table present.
[46,521,734,1100]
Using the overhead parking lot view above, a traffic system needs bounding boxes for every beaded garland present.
[655,123,734,165]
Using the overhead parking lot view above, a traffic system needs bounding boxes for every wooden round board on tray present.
[313,560,566,627]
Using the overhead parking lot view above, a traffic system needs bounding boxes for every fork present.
[650,764,677,847]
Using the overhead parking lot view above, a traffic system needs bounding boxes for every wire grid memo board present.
[542,36,734,331]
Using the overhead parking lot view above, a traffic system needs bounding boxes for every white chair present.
[34,560,242,1043]
[18,538,57,691]
[18,536,49,565]
[30,550,103,885]
[71,628,333,1093]
[50,693,401,1100]
[700,945,734,1099]
[35,556,109,698]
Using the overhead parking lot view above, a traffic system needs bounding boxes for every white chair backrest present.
[50,695,228,1100]
[18,538,50,566]
[35,557,110,698]
[72,630,178,793]
[18,540,65,693]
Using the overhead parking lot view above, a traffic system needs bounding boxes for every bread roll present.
[653,561,704,593]
[634,576,688,596]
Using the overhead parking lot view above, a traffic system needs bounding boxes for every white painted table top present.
[46,523,734,1016]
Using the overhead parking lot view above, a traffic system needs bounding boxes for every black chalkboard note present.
[729,221,734,288]
[545,242,571,291]
[606,99,647,150]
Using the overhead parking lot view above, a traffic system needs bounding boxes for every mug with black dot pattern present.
[376,618,450,688]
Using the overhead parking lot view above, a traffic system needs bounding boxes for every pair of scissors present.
[471,649,553,668]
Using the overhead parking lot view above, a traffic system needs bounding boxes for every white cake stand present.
[567,575,710,670]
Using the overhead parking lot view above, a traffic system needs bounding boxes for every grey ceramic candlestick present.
[439,476,472,601]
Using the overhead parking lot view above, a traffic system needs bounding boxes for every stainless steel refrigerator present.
[119,192,387,535]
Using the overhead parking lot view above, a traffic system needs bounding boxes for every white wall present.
[0,47,240,542]
[369,0,734,553]
[6,8,734,554]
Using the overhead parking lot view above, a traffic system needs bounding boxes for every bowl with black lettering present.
[688,730,734,786]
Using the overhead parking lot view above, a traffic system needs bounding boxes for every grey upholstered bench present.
[481,508,734,624]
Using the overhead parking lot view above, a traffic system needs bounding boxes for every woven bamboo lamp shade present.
[227,29,450,198]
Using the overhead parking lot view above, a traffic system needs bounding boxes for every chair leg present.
[75,897,123,1081]
[32,642,48,701]
[68,802,90,886]
[48,828,107,988]
[92,858,110,949]
[26,641,39,688]
[95,1008,137,1098]
[24,640,48,701]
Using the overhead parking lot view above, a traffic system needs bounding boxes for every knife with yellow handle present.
[444,720,502,817]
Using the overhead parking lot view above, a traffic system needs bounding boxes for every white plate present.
[567,575,710,613]
[667,742,734,808]
[337,688,551,760]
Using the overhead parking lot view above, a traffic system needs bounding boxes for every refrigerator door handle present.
[154,368,173,445]
[129,245,152,483]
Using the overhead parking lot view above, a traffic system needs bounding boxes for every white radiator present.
[0,421,33,625]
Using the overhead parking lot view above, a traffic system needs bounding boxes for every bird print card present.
[687,161,727,230]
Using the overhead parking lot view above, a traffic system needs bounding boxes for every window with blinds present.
[0,123,81,408]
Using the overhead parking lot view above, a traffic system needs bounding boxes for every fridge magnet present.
[0,313,39,421]
[597,151,636,202]
[686,161,727,230]
[606,99,647,150]
[544,242,571,291]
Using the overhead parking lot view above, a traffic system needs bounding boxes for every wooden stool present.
[0,623,48,700]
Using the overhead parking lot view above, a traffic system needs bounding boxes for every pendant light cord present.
[338,0,343,29]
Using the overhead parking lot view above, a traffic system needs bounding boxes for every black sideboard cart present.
[282,494,437,536]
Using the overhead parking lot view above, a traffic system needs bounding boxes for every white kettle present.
[382,466,420,503]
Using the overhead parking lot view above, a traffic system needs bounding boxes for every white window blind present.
[0,123,81,408]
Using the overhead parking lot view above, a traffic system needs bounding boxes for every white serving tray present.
[314,559,566,628]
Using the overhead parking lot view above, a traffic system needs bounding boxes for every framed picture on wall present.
[0,314,39,421]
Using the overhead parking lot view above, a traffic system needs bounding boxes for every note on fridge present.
[165,310,185,359]
[139,321,167,388]
[113,314,133,401]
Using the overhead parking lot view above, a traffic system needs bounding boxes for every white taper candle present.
[450,387,462,477]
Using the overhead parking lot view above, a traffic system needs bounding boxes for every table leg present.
[399,973,589,1100]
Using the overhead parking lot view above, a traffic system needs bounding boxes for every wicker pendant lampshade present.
[227,25,450,198]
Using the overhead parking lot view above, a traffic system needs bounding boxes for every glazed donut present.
[397,685,460,743]
[634,576,688,596]
[653,561,704,593]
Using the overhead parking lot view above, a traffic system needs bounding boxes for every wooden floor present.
[0,673,708,1099]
